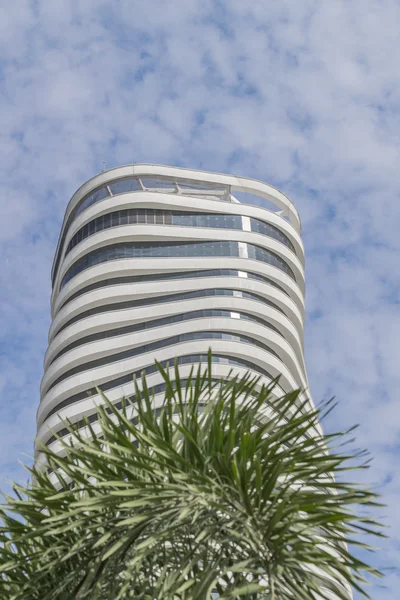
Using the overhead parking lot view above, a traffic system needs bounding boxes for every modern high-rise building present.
[36,164,312,457]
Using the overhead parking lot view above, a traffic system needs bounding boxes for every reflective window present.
[248,245,295,275]
[250,218,295,252]
[177,180,228,198]
[45,331,281,395]
[55,288,286,337]
[52,309,283,364]
[60,269,288,309]
[108,178,141,195]
[53,186,109,284]
[43,353,275,426]
[140,177,177,192]
[74,186,109,220]
[65,210,294,256]
[60,241,295,289]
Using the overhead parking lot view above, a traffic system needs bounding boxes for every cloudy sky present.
[0,0,399,596]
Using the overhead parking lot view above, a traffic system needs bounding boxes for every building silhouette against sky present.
[37,164,312,457]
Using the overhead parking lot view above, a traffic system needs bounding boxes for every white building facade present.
[37,164,311,455]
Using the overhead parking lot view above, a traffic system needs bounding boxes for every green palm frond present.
[0,353,384,599]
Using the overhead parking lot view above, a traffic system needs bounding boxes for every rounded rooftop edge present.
[52,164,301,281]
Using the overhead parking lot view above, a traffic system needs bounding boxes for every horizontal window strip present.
[42,353,275,426]
[60,241,296,290]
[50,309,284,365]
[54,288,286,338]
[43,331,282,396]
[59,269,289,310]
[65,209,295,256]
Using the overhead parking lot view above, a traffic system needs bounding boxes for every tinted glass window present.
[45,331,280,395]
[250,218,295,252]
[55,287,286,337]
[61,241,295,290]
[108,178,141,195]
[75,186,109,219]
[60,269,289,309]
[52,309,283,364]
[140,177,176,191]
[65,210,296,261]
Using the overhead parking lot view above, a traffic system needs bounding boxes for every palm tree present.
[0,354,384,599]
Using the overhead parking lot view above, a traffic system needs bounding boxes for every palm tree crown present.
[0,355,384,599]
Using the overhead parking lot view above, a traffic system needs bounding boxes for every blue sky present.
[0,0,399,596]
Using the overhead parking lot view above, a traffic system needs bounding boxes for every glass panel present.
[96,215,105,231]
[171,213,189,226]
[75,186,109,218]
[164,212,173,225]
[250,218,295,253]
[120,211,128,225]
[140,177,176,191]
[127,210,137,225]
[177,180,226,191]
[109,178,141,195]
[196,214,208,227]
[146,210,155,225]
